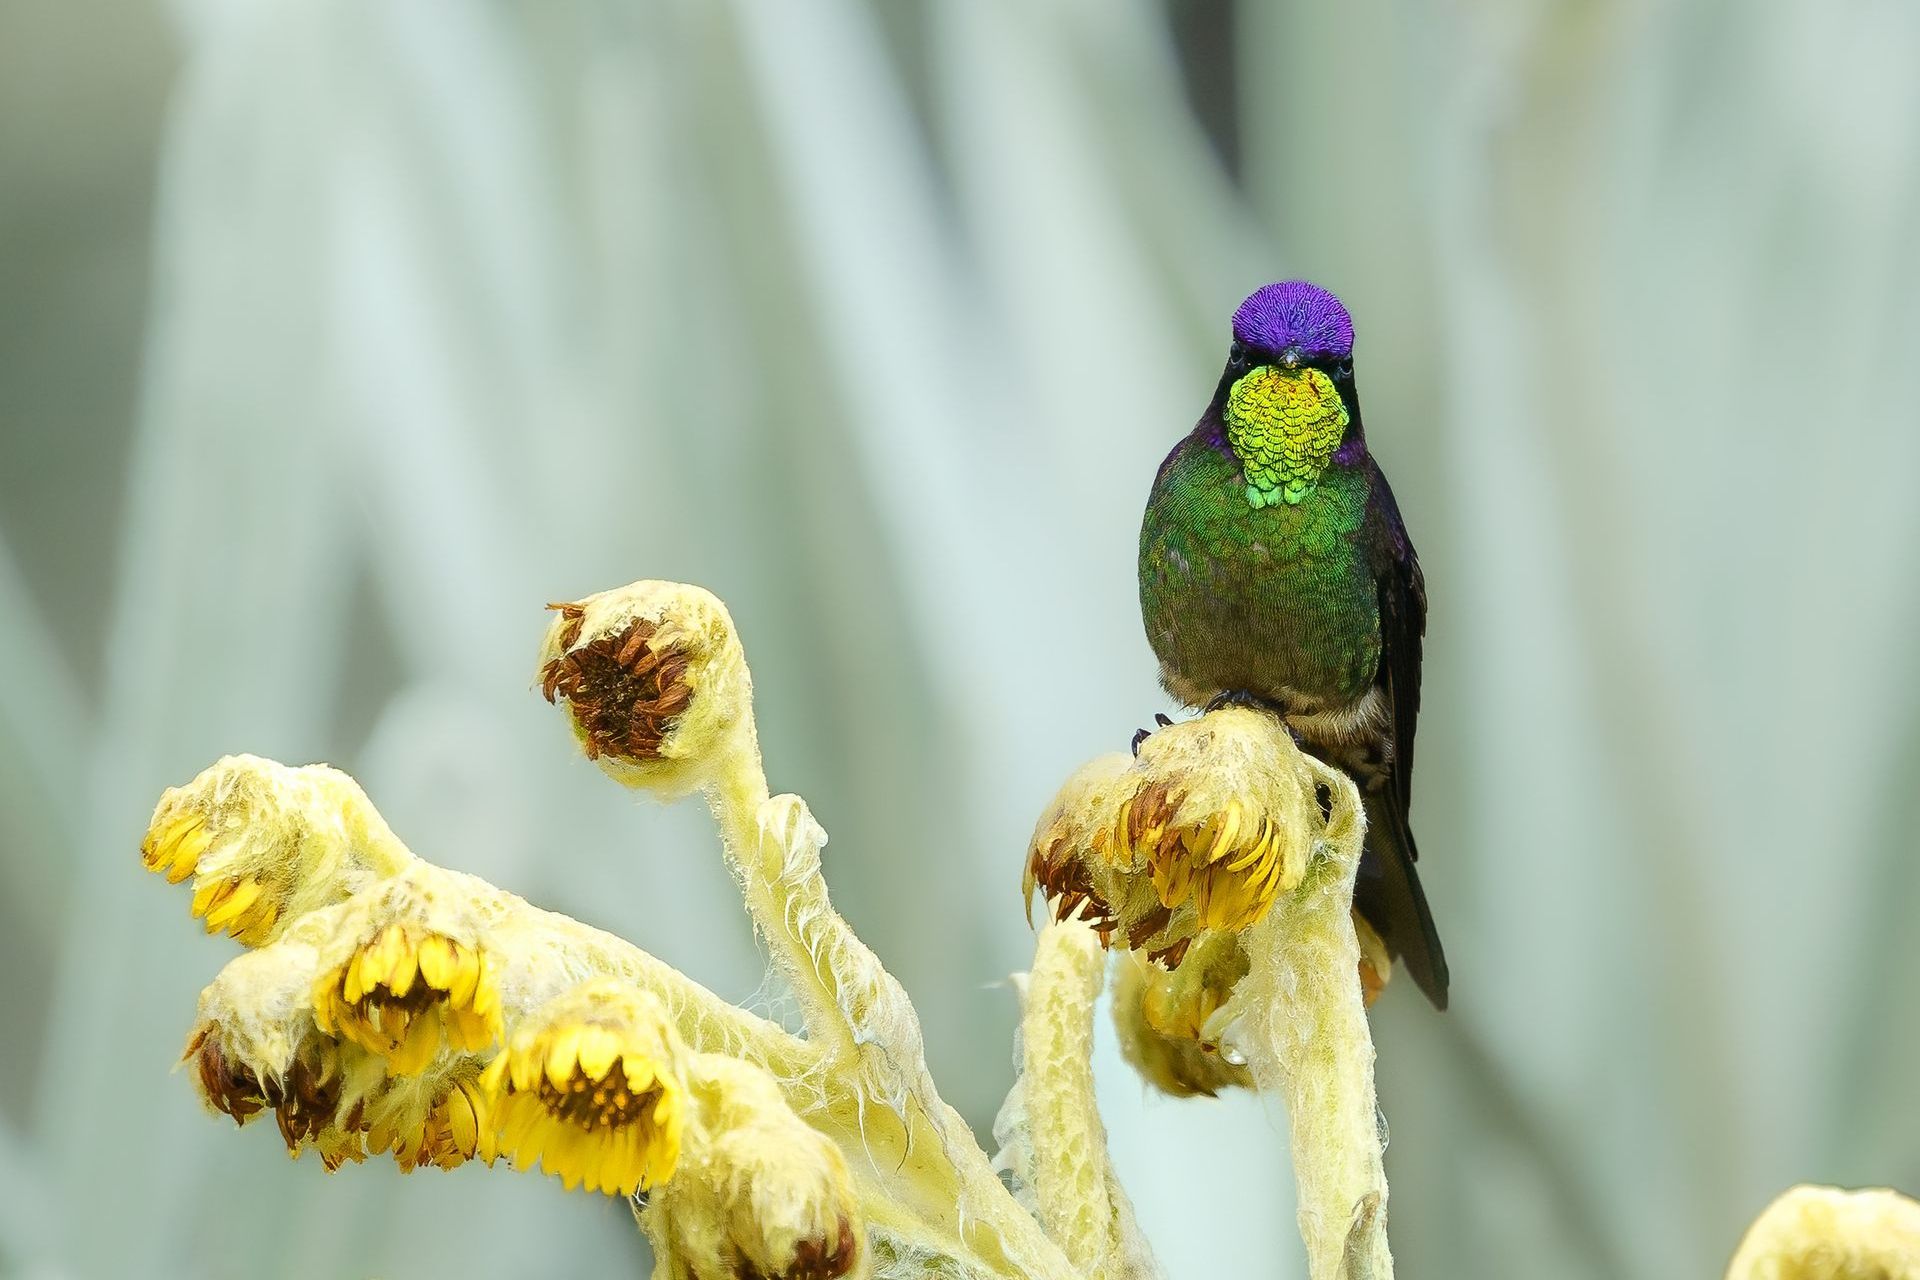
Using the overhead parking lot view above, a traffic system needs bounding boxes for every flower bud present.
[538,581,752,798]
[1026,709,1318,968]
[141,754,413,947]
[367,1073,495,1172]
[1110,948,1252,1099]
[1117,709,1314,934]
[187,940,379,1170]
[1136,932,1249,1047]
[1726,1184,1920,1280]
[1023,753,1132,941]
[649,1055,862,1280]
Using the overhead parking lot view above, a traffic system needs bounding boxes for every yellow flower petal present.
[356,936,391,992]
[203,878,264,929]
[234,902,279,947]
[389,1013,440,1076]
[445,1084,480,1158]
[417,935,457,992]
[447,948,480,1008]
[545,1025,584,1087]
[386,941,419,999]
[508,1041,542,1093]
[576,1027,618,1083]
[1205,803,1243,865]
[190,878,223,918]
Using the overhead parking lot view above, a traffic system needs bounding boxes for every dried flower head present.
[1027,709,1319,967]
[1023,752,1133,939]
[648,1055,862,1280]
[481,979,688,1197]
[140,754,413,947]
[538,581,752,798]
[1725,1184,1920,1280]
[186,939,385,1170]
[184,1020,381,1167]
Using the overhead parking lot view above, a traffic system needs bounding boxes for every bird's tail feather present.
[1353,795,1450,1010]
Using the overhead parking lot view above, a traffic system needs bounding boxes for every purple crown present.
[1231,281,1354,360]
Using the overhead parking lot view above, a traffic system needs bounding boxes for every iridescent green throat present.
[1222,367,1350,508]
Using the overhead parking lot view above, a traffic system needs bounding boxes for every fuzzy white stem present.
[1233,764,1392,1280]
[1020,918,1163,1280]
[701,737,1078,1280]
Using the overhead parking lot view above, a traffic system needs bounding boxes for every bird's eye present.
[1227,341,1248,369]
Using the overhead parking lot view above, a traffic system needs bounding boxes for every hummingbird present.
[1137,280,1448,1008]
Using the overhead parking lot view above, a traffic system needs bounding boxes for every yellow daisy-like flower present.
[480,980,687,1197]
[312,924,501,1075]
[1114,709,1316,938]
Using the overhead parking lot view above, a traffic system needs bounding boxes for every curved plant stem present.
[1019,917,1162,1280]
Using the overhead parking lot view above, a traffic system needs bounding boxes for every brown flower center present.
[354,983,442,1021]
[541,607,694,761]
[535,1066,661,1130]
[775,1213,859,1280]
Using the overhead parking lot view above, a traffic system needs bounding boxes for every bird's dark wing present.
[1358,462,1449,1007]
[1376,489,1425,822]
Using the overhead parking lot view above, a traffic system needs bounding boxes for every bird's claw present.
[1202,690,1304,746]
[1203,689,1284,715]
[1131,713,1175,756]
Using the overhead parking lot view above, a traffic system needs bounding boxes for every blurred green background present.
[4,0,1919,1276]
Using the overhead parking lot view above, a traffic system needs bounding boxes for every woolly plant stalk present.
[1002,918,1161,1279]
[1226,760,1390,1279]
